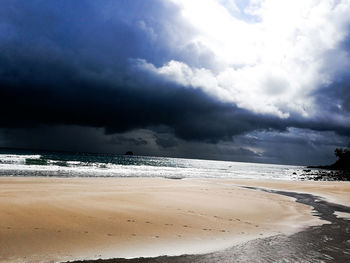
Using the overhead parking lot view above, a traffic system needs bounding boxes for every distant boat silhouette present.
[125,151,134,156]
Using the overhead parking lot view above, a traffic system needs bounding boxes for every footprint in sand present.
[235,218,241,221]
[107,233,113,236]
[183,225,190,228]
[84,231,89,234]
[34,227,39,230]
[220,230,226,232]
[7,227,11,229]
[132,234,136,236]
[154,235,160,238]
[145,221,151,224]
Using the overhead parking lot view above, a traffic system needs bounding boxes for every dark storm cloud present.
[108,136,148,146]
[243,129,349,166]
[0,126,153,154]
[0,0,291,142]
[0,0,350,164]
[0,0,184,66]
[0,48,287,142]
[308,33,350,121]
[322,76,350,115]
[154,134,178,148]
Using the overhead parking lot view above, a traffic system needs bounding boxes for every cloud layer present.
[0,0,350,164]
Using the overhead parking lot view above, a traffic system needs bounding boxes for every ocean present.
[0,149,313,180]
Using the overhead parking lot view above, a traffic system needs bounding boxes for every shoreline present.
[0,177,349,262]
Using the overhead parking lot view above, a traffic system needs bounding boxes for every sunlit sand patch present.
[0,177,333,262]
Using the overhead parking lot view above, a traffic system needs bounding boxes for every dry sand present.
[0,177,348,263]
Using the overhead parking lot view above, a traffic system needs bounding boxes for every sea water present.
[0,149,308,180]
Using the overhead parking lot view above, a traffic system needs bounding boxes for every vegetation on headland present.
[332,148,350,170]
[308,148,350,170]
[306,148,350,180]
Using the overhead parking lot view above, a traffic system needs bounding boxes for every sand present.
[0,177,348,263]
[220,179,350,207]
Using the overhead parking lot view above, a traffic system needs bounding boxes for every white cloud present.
[139,0,350,118]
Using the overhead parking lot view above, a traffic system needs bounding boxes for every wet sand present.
[0,177,348,262]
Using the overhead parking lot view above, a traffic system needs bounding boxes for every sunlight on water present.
[0,151,307,180]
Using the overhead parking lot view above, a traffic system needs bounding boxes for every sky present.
[0,0,350,165]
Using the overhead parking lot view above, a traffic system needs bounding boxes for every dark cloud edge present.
[1,50,349,145]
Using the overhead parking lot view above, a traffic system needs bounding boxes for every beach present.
[1,177,349,262]
[2,0,350,261]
